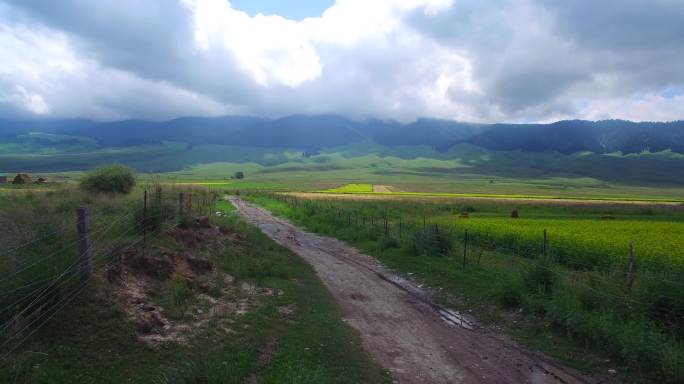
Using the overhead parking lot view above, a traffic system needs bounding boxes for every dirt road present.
[229,197,593,384]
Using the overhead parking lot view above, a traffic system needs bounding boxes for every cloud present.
[0,0,682,122]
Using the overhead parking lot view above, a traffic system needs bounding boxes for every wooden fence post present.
[188,193,193,215]
[627,241,636,293]
[156,186,162,212]
[463,229,468,269]
[76,206,92,281]
[179,192,184,218]
[543,229,548,257]
[143,190,148,251]
[399,217,403,241]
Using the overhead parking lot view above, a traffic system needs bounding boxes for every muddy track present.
[229,197,594,384]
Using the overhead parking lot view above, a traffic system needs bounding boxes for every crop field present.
[318,183,374,193]
[430,214,684,269]
[245,192,684,382]
[314,183,684,204]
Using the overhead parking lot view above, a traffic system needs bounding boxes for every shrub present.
[523,256,555,295]
[234,171,244,179]
[80,165,136,194]
[132,200,176,232]
[499,280,524,309]
[378,235,399,250]
[412,230,452,257]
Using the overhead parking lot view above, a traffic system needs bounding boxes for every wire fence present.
[260,192,684,321]
[0,185,219,360]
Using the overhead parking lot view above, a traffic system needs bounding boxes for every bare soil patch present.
[102,218,267,347]
[372,185,394,193]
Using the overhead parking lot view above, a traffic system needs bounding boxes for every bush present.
[378,235,399,250]
[412,230,452,257]
[132,200,176,232]
[499,280,524,309]
[523,256,556,295]
[80,165,136,194]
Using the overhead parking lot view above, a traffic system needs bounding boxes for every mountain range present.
[2,116,684,155]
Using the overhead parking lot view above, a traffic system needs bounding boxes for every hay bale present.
[12,173,32,184]
[460,212,470,218]
[511,210,519,218]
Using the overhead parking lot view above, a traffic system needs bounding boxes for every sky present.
[229,0,335,20]
[0,0,683,123]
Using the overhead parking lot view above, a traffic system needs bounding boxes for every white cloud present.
[0,0,682,122]
[15,86,49,114]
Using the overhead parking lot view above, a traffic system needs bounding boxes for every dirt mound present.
[102,219,265,347]
[166,220,243,249]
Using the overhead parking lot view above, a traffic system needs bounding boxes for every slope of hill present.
[465,119,684,154]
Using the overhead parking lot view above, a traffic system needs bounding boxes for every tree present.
[234,171,244,180]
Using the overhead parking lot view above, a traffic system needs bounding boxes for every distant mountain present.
[360,118,482,150]
[231,115,364,148]
[2,116,684,154]
[465,120,684,154]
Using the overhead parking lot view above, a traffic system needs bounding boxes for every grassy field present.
[0,185,387,383]
[6,141,684,201]
[245,192,684,383]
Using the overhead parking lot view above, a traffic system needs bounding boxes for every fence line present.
[265,193,684,291]
[0,185,217,359]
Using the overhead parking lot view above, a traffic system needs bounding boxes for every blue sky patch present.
[229,0,334,20]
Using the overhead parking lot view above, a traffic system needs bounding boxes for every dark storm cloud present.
[407,0,684,120]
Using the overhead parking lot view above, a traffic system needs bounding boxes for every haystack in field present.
[12,174,32,184]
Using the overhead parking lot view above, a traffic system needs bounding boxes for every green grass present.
[0,187,387,383]
[7,141,684,201]
[245,192,684,383]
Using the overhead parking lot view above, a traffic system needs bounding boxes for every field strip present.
[230,196,592,384]
[298,191,684,205]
